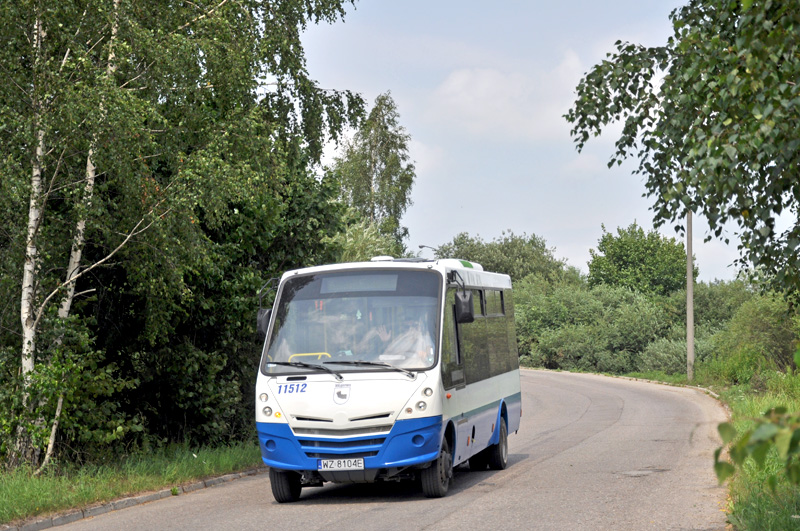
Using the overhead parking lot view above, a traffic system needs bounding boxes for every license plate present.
[317,458,364,471]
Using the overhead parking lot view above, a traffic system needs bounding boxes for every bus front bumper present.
[256,415,443,472]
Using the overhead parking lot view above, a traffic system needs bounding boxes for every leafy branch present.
[715,351,800,488]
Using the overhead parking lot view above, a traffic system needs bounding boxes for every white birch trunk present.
[59,0,117,319]
[15,13,47,466]
[21,130,44,383]
[36,0,120,473]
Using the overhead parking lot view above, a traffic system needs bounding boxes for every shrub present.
[536,324,605,371]
[638,338,687,374]
[700,293,799,386]
[604,292,667,355]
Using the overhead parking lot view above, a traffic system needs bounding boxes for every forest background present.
[2,0,800,529]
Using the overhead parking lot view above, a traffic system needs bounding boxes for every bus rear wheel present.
[487,418,508,470]
[269,468,302,503]
[421,439,453,498]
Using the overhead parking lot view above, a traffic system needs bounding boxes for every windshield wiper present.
[324,360,415,379]
[267,361,343,380]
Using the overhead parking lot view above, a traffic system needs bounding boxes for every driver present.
[381,312,434,364]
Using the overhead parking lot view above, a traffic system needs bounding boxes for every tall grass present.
[0,442,262,525]
[718,383,800,530]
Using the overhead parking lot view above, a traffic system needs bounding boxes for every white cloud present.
[426,51,586,143]
[409,138,445,176]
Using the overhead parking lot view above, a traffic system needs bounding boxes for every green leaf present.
[788,463,800,485]
[775,429,793,459]
[715,461,736,484]
[767,474,778,492]
[751,441,772,468]
[751,422,780,443]
[718,422,738,444]
[731,442,749,465]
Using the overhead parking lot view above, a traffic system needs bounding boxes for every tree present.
[322,209,399,263]
[565,0,800,299]
[1,0,363,468]
[588,223,695,297]
[436,231,569,282]
[333,91,416,249]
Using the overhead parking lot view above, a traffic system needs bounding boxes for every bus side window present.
[441,289,465,389]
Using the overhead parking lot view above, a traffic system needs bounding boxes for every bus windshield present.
[262,269,441,376]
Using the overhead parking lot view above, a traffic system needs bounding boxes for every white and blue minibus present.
[255,256,521,502]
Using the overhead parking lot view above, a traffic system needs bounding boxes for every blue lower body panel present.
[257,416,443,472]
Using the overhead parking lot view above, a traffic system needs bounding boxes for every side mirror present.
[454,290,474,324]
[257,308,272,340]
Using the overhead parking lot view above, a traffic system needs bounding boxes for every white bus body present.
[255,257,521,502]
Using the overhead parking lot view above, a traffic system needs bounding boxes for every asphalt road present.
[58,370,729,530]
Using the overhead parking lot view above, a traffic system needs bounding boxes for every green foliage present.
[334,91,415,248]
[566,0,800,300]
[322,209,399,263]
[537,324,607,372]
[0,0,364,465]
[709,382,800,529]
[702,293,799,386]
[436,231,569,282]
[0,442,261,525]
[0,316,136,461]
[637,336,715,375]
[715,405,800,489]
[518,282,668,374]
[607,292,668,353]
[588,222,693,296]
[663,279,754,329]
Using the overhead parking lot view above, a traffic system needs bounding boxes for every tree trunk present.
[13,12,47,468]
[36,0,121,472]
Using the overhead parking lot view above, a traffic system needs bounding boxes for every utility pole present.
[686,210,695,382]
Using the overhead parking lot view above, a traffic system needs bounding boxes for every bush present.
[515,280,598,358]
[764,370,800,400]
[638,336,715,375]
[638,338,687,374]
[662,279,753,329]
[517,283,669,374]
[699,293,799,386]
[536,324,606,371]
[595,350,635,373]
[604,291,667,355]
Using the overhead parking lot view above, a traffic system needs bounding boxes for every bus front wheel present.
[487,418,508,470]
[421,439,453,498]
[269,468,302,503]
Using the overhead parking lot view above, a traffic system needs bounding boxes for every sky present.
[300,0,742,282]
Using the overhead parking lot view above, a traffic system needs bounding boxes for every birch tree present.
[334,92,415,249]
[565,0,800,299]
[1,0,363,467]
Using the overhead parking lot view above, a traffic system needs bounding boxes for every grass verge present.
[717,386,800,530]
[0,442,263,526]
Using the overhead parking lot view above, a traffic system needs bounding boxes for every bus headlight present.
[416,401,427,411]
[259,393,269,402]
[422,387,433,397]
[262,407,273,417]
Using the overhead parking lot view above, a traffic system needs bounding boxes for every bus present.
[254,256,522,502]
